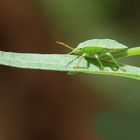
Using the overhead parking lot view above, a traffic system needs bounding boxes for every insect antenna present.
[56,41,73,50]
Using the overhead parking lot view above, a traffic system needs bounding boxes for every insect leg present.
[105,52,120,67]
[94,54,104,70]
[105,52,125,71]
[73,53,88,68]
[66,56,80,75]
[65,56,80,67]
[73,55,83,68]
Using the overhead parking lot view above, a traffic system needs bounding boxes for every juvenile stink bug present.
[56,39,128,70]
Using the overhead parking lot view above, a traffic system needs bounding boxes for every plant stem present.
[127,47,140,57]
[100,47,140,60]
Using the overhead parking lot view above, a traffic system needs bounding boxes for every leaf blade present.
[0,51,140,80]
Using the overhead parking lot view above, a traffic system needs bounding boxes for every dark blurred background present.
[0,0,140,140]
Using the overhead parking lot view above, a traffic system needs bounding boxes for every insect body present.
[56,39,128,70]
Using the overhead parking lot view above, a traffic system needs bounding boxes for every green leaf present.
[0,50,140,80]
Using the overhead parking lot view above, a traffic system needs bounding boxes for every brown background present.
[0,1,106,140]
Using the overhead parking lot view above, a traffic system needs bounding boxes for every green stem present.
[127,47,140,57]
[101,47,140,60]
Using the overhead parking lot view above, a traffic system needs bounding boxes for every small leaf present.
[0,51,140,80]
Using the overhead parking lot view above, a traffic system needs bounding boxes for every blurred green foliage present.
[96,111,140,140]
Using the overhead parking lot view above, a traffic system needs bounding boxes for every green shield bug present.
[56,39,128,71]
